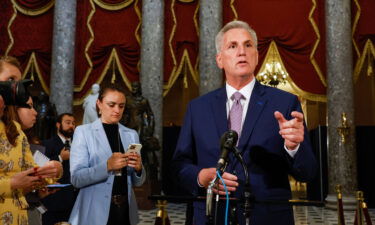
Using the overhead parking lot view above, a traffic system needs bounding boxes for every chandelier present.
[256,41,289,87]
[258,61,288,87]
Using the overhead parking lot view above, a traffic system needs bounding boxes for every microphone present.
[216,130,238,172]
[64,140,71,151]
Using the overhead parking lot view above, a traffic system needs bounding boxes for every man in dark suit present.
[172,20,317,225]
[42,113,77,225]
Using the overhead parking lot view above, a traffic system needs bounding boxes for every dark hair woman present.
[69,84,145,225]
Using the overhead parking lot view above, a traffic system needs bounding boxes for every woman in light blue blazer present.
[69,84,146,225]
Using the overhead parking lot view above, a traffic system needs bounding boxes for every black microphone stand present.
[232,147,252,225]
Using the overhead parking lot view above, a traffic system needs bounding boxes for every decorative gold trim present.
[308,0,326,87]
[193,3,199,82]
[11,0,54,16]
[352,0,361,58]
[177,0,194,2]
[193,1,199,37]
[134,0,141,72]
[5,4,17,55]
[93,0,133,10]
[73,48,132,105]
[163,49,198,97]
[163,0,199,97]
[230,0,238,20]
[256,41,326,102]
[22,52,50,94]
[354,39,375,83]
[74,0,96,92]
[169,0,178,74]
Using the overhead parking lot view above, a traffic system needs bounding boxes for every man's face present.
[0,62,22,117]
[57,115,76,138]
[216,28,258,82]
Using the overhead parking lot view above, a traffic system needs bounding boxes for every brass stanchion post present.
[354,191,365,225]
[154,200,170,225]
[336,184,346,225]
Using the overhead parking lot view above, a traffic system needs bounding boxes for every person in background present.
[0,56,62,224]
[69,84,146,225]
[41,113,77,225]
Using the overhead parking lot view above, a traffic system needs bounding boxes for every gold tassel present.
[111,58,116,84]
[367,51,373,77]
[31,62,35,81]
[367,64,373,77]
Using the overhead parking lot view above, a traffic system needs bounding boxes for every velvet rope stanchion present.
[354,191,364,225]
[336,184,346,225]
[362,200,373,225]
[154,200,171,225]
[353,191,373,225]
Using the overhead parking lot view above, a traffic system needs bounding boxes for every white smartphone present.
[127,143,142,155]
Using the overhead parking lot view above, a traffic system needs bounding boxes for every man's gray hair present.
[215,20,258,53]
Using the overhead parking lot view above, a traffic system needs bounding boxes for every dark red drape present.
[164,0,199,84]
[223,0,327,96]
[74,0,141,102]
[13,0,51,9]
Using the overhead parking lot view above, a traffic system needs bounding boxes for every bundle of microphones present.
[208,130,252,225]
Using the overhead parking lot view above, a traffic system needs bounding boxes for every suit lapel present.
[92,119,112,158]
[211,88,228,138]
[238,82,267,149]
[119,126,131,151]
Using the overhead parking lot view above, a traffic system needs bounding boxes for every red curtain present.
[13,0,51,9]
[352,0,375,70]
[164,0,199,84]
[1,0,374,103]
[1,1,54,92]
[0,1,14,52]
[223,0,327,96]
[73,0,141,102]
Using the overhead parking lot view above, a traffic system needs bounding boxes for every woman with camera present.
[0,56,62,224]
[69,84,145,225]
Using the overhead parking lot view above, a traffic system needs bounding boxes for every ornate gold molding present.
[308,0,326,87]
[11,0,54,16]
[93,0,133,10]
[352,0,361,58]
[5,4,17,55]
[230,0,238,20]
[256,41,326,102]
[22,52,50,94]
[163,0,199,97]
[354,39,375,83]
[74,48,132,105]
[163,49,199,97]
[134,0,141,71]
[193,1,199,36]
[74,0,96,92]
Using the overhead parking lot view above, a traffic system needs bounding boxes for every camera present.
[0,79,33,106]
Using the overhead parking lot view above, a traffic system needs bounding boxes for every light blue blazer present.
[69,119,146,225]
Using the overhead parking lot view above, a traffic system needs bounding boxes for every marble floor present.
[138,203,375,225]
